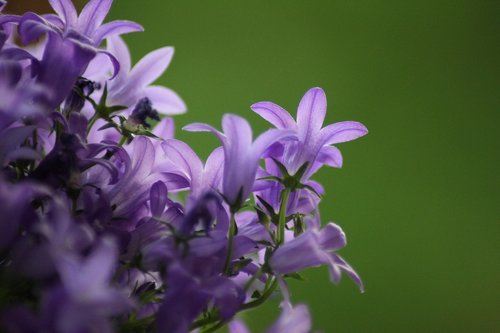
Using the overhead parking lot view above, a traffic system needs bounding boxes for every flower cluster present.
[0,1,367,332]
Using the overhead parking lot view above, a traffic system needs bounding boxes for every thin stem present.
[241,278,278,310]
[277,187,291,245]
[244,267,263,292]
[223,213,236,275]
[87,113,99,132]
[118,135,127,146]
[200,320,225,333]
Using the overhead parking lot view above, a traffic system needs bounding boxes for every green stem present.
[277,187,291,245]
[87,113,99,132]
[200,320,225,333]
[223,213,236,275]
[244,267,263,292]
[241,278,278,310]
[118,135,128,146]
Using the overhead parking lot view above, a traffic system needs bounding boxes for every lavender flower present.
[0,2,367,331]
[185,114,294,210]
[18,0,142,47]
[252,87,368,177]
[270,222,364,291]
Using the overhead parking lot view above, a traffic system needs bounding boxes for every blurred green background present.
[8,0,500,332]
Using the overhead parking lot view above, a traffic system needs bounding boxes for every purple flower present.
[251,87,367,177]
[85,35,186,114]
[162,138,224,200]
[18,0,142,48]
[184,114,294,210]
[48,237,132,333]
[270,223,364,291]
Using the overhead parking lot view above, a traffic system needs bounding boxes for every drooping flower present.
[184,114,294,210]
[270,222,364,291]
[251,87,368,177]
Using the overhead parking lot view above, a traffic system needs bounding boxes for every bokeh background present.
[6,1,500,332]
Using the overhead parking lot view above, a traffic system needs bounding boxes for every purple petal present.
[229,320,251,333]
[330,254,364,292]
[203,277,245,320]
[144,85,186,115]
[92,20,143,45]
[296,87,327,142]
[150,181,168,217]
[251,101,297,130]
[316,145,343,168]
[183,122,227,145]
[97,49,121,79]
[152,116,175,139]
[106,36,131,85]
[161,139,203,189]
[202,146,224,191]
[77,0,112,35]
[48,0,77,26]
[319,121,368,145]
[318,223,346,251]
[18,12,60,44]
[41,13,64,27]
[265,304,312,333]
[252,128,296,158]
[0,126,35,166]
[270,231,329,274]
[128,47,174,89]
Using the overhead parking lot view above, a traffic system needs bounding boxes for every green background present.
[10,0,500,332]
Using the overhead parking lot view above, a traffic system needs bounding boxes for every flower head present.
[185,114,294,210]
[252,87,368,177]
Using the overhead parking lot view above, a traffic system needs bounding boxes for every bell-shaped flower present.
[270,222,364,291]
[251,87,368,178]
[184,114,295,210]
[161,138,224,200]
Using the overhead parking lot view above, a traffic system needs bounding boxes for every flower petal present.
[296,87,327,141]
[48,0,77,26]
[128,47,174,89]
[319,121,368,145]
[77,0,112,35]
[202,147,224,191]
[152,117,175,140]
[150,181,168,217]
[161,139,203,189]
[251,101,296,130]
[144,85,186,115]
[316,145,343,168]
[92,20,143,45]
[183,122,227,145]
[106,36,131,85]
[252,128,296,158]
[265,304,312,333]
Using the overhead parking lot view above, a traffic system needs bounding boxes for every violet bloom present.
[251,87,368,177]
[162,139,224,200]
[184,114,294,210]
[85,35,186,114]
[49,238,132,333]
[270,223,364,291]
[18,0,142,48]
